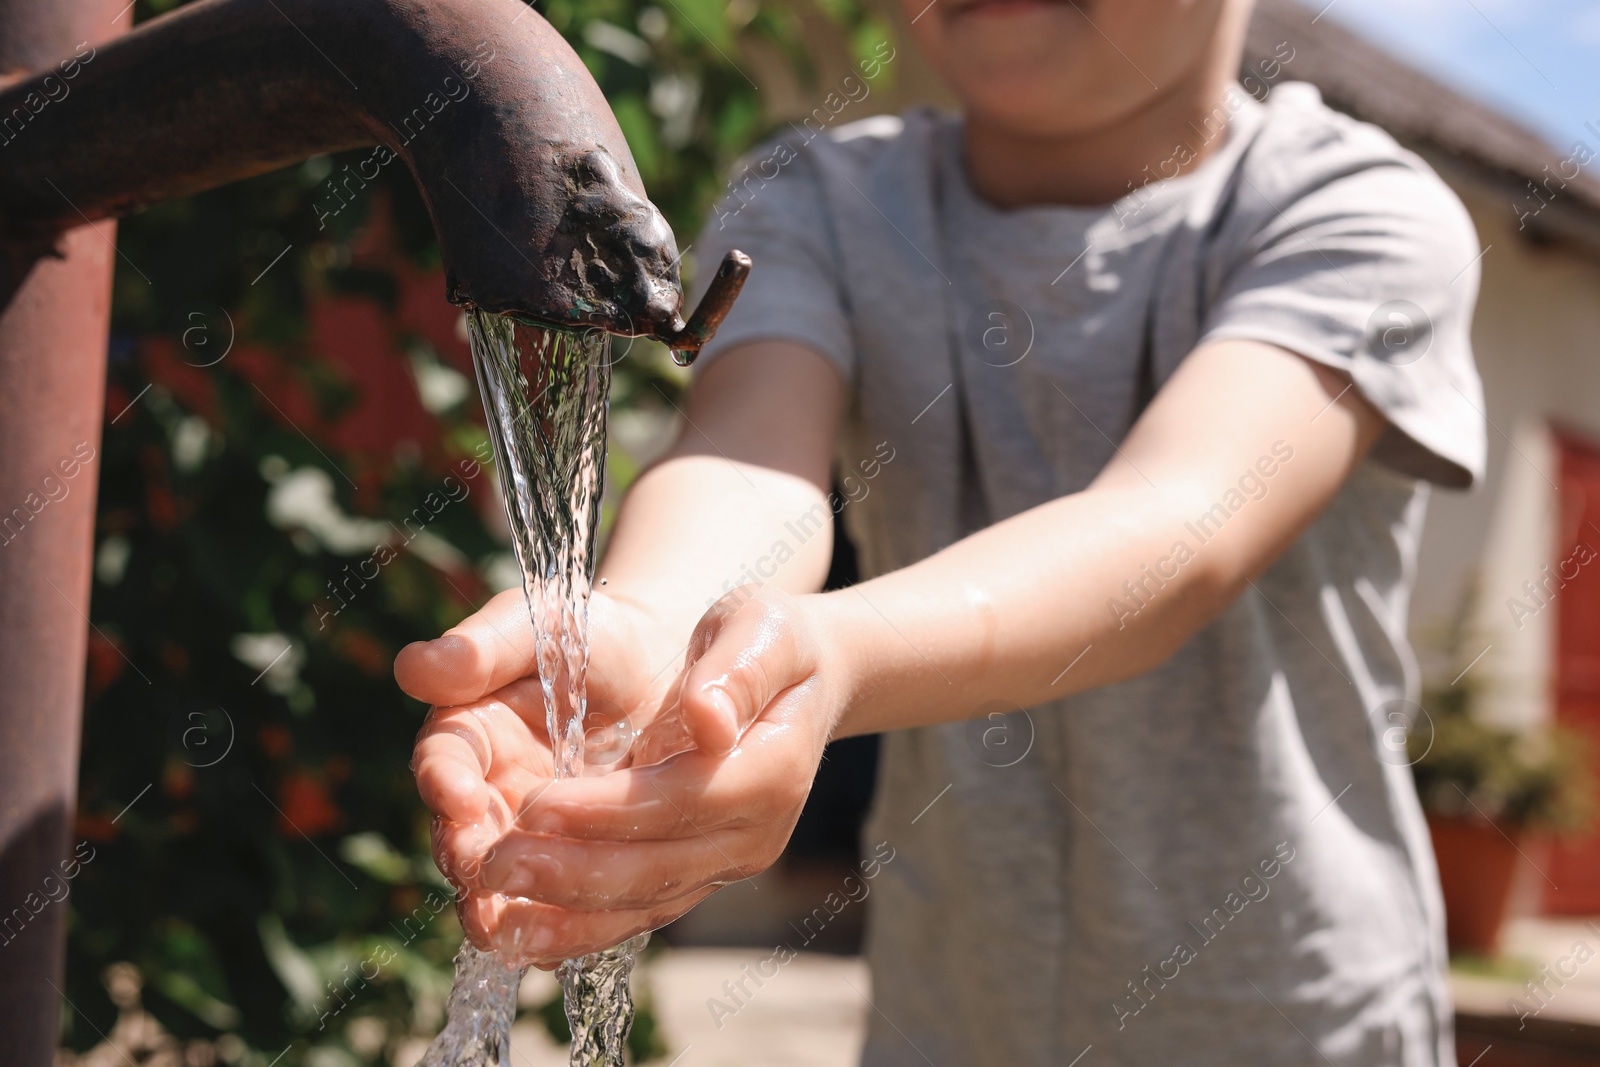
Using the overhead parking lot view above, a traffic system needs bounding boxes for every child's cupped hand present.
[396,585,839,968]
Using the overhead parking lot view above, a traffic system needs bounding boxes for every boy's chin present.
[946,65,1131,138]
[919,4,1109,114]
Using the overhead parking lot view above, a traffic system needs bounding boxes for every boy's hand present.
[399,586,842,967]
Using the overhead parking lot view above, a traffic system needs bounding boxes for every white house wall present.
[1410,157,1600,697]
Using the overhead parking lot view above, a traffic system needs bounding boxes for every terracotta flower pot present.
[1426,813,1522,956]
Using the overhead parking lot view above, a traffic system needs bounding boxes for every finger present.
[432,775,562,895]
[414,699,559,866]
[476,828,751,911]
[514,701,818,842]
[412,708,496,824]
[431,814,507,891]
[678,591,816,756]
[481,678,555,744]
[395,589,536,707]
[395,592,650,726]
[460,885,721,968]
[515,753,751,840]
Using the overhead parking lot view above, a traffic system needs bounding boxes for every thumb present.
[394,588,536,707]
[676,589,815,756]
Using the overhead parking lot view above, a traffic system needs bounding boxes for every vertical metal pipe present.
[0,2,129,1060]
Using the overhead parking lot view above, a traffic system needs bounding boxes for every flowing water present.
[419,312,642,1067]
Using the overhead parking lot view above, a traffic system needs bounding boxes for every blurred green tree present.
[65,1,894,1063]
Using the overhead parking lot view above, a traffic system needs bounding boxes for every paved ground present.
[617,918,1600,1067]
[482,949,871,1067]
[495,920,1600,1066]
[1453,916,1600,1027]
[476,920,1600,1067]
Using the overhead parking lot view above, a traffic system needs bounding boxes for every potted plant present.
[1410,684,1594,956]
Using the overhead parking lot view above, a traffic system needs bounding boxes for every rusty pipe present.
[0,0,746,357]
[0,1,128,1062]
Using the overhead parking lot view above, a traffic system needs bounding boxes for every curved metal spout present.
[0,0,745,354]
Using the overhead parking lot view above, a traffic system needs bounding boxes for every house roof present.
[1245,0,1600,253]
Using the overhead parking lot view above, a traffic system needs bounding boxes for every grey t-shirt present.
[690,83,1485,1067]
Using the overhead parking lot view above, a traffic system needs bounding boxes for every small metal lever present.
[659,250,753,366]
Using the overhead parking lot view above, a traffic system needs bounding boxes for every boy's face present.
[903,0,1246,138]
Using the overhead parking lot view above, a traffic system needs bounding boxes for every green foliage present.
[71,1,894,1063]
[1411,684,1596,835]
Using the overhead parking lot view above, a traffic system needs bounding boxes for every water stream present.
[420,312,640,1067]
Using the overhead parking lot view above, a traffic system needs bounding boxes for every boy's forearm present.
[596,340,1377,742]
[815,485,1233,737]
[596,341,845,663]
[598,452,834,652]
[814,342,1384,739]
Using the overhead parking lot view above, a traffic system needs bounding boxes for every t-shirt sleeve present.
[1198,160,1487,488]
[683,141,854,384]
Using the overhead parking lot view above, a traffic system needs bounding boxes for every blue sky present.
[1301,0,1600,151]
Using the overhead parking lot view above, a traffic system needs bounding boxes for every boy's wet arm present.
[405,345,1385,941]
[815,339,1388,738]
[598,339,847,646]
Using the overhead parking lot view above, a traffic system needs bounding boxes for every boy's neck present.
[962,66,1244,210]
